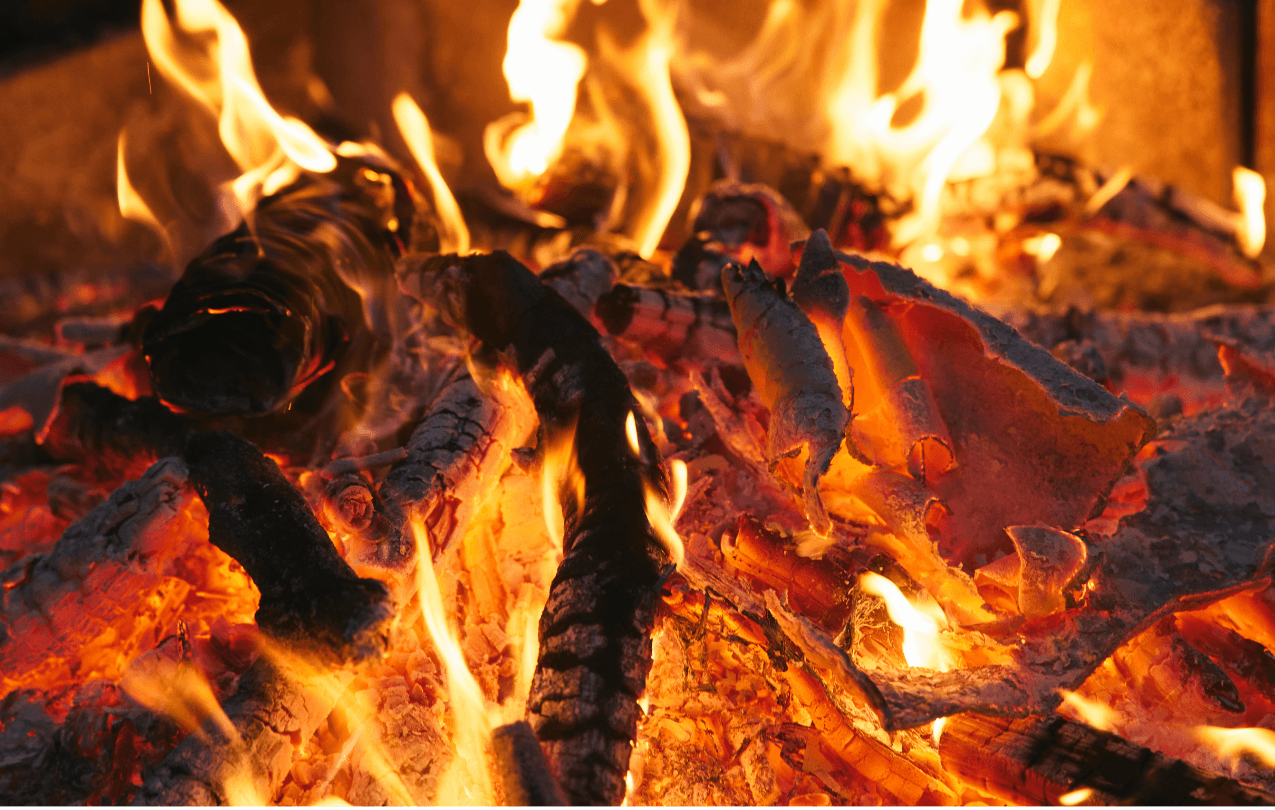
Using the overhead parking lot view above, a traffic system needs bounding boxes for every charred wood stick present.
[492,721,567,806]
[40,382,187,479]
[595,283,739,363]
[938,712,1275,805]
[398,250,672,806]
[0,457,198,694]
[142,155,427,418]
[183,430,393,664]
[130,656,347,806]
[374,369,535,568]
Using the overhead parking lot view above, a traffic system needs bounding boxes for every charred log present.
[595,283,738,363]
[398,250,672,805]
[182,431,393,664]
[938,712,1275,805]
[142,156,427,418]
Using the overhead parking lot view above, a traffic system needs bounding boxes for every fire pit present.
[3,0,1275,805]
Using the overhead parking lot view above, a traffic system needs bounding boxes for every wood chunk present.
[595,284,739,363]
[939,712,1275,805]
[1006,525,1088,619]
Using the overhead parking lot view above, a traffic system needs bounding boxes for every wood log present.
[398,250,673,805]
[595,283,738,364]
[938,712,1275,805]
[491,720,567,806]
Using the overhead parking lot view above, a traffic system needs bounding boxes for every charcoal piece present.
[182,430,392,664]
[142,156,426,417]
[399,250,672,805]
[939,712,1275,805]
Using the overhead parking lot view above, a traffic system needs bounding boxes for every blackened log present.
[183,430,393,664]
[41,382,187,479]
[938,712,1275,805]
[142,156,428,418]
[398,250,672,805]
[492,721,567,806]
[595,283,738,363]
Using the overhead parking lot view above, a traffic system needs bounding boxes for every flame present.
[626,412,686,567]
[116,131,173,258]
[1056,689,1115,731]
[541,418,586,548]
[931,716,947,746]
[1058,787,1093,805]
[1024,0,1062,79]
[392,93,471,254]
[141,0,335,216]
[859,572,952,671]
[1233,166,1266,259]
[1022,231,1062,263]
[1034,59,1103,141]
[410,519,496,804]
[824,0,1018,244]
[485,0,589,190]
[1197,726,1275,768]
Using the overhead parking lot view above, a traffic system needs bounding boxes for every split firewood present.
[859,392,1275,730]
[397,250,675,805]
[130,656,347,806]
[0,457,203,694]
[142,155,428,418]
[938,712,1275,805]
[374,369,536,568]
[595,283,739,364]
[183,431,394,664]
[722,258,847,536]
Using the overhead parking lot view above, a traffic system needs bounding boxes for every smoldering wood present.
[183,430,393,664]
[40,383,188,478]
[595,283,739,363]
[491,720,567,806]
[130,656,345,806]
[398,250,672,805]
[374,369,535,568]
[141,156,429,418]
[938,712,1275,805]
[0,457,196,694]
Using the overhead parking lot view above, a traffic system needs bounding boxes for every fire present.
[626,411,687,567]
[115,131,172,259]
[484,0,590,190]
[1024,0,1061,79]
[931,716,946,746]
[1233,166,1266,260]
[540,418,586,548]
[1056,689,1115,731]
[140,0,336,216]
[1197,726,1275,768]
[1058,787,1093,805]
[392,93,471,255]
[859,572,952,671]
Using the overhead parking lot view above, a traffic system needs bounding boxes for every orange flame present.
[1023,0,1062,80]
[626,411,686,567]
[116,131,173,259]
[1197,726,1275,768]
[392,93,471,254]
[485,0,589,190]
[1058,787,1093,805]
[1233,166,1266,259]
[1056,688,1115,731]
[859,572,952,671]
[141,0,335,216]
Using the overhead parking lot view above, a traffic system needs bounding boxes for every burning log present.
[594,283,738,364]
[183,430,393,664]
[398,249,674,805]
[491,720,567,805]
[141,156,427,419]
[938,712,1275,805]
[723,258,847,537]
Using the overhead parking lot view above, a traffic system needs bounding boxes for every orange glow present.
[541,418,586,548]
[1034,59,1103,141]
[1023,0,1062,79]
[1056,689,1115,731]
[141,0,335,216]
[1058,787,1093,805]
[1197,726,1275,768]
[392,93,471,254]
[931,716,947,746]
[1022,231,1063,263]
[859,572,952,671]
[1233,166,1266,259]
[485,0,589,190]
[0,406,34,437]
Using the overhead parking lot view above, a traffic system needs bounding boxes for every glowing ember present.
[859,572,952,671]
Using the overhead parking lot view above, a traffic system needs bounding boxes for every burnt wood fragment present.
[183,430,393,664]
[939,712,1275,805]
[595,283,738,363]
[399,250,672,805]
[142,156,427,418]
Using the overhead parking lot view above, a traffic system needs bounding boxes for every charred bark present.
[398,250,672,805]
[182,431,393,664]
[939,712,1275,805]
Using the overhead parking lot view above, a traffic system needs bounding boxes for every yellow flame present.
[1022,232,1062,263]
[411,519,496,804]
[392,93,471,254]
[1056,689,1115,731]
[116,131,173,259]
[931,716,947,746]
[859,572,952,671]
[1024,0,1062,79]
[485,0,589,189]
[541,419,585,548]
[1034,59,1103,140]
[1084,166,1133,217]
[825,0,1018,244]
[1058,787,1093,806]
[141,0,334,215]
[1197,726,1275,768]
[626,412,686,567]
[1233,166,1266,259]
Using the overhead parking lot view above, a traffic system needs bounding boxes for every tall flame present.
[484,0,589,190]
[116,130,174,259]
[626,411,687,567]
[1233,166,1267,260]
[141,0,335,215]
[859,572,952,671]
[392,93,472,254]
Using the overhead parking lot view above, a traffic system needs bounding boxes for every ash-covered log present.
[183,430,393,664]
[938,712,1275,805]
[398,250,674,805]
